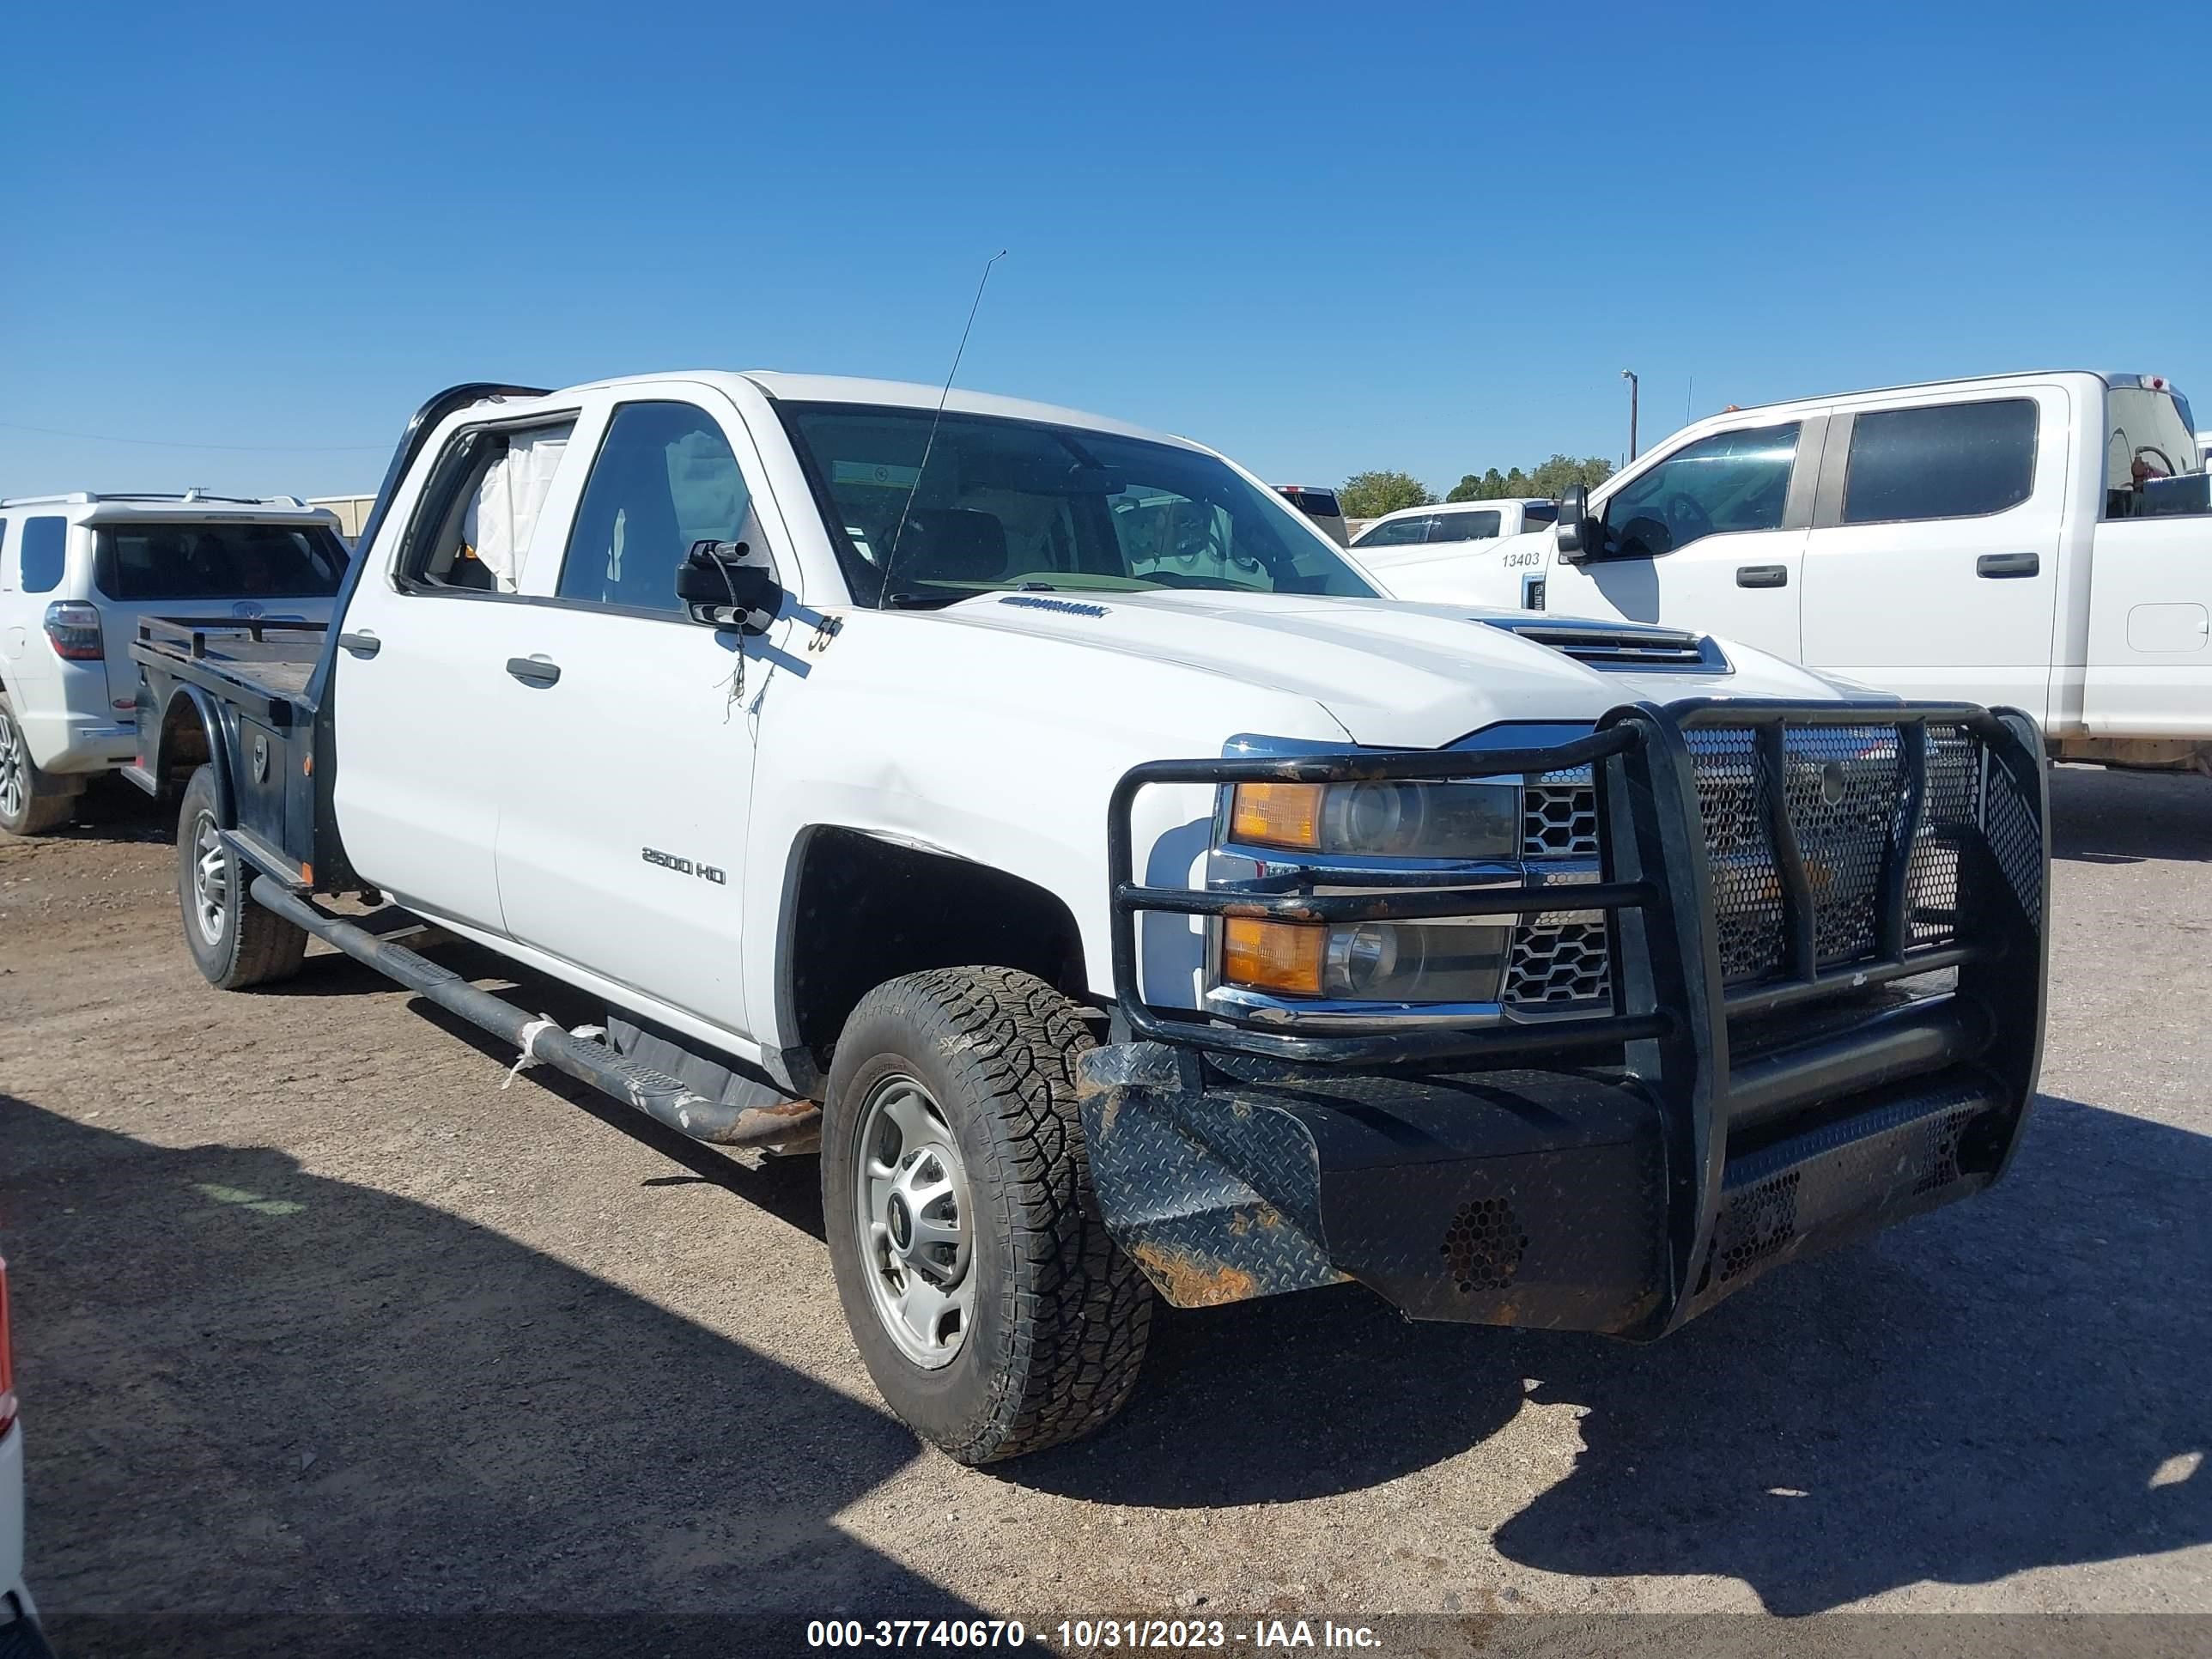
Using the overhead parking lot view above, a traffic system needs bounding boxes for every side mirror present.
[678,540,781,633]
[1554,487,1605,565]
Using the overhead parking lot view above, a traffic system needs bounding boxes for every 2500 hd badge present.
[642,847,727,884]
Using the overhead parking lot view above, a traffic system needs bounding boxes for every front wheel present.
[177,764,308,989]
[822,967,1153,1464]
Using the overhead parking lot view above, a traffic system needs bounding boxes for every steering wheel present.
[2135,444,2178,480]
[1662,491,1714,547]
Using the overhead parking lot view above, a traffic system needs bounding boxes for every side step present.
[252,882,820,1151]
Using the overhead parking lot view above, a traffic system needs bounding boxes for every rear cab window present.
[94,522,349,600]
[1427,509,1502,544]
[1841,399,2038,524]
[1352,516,1431,548]
[2105,384,2207,520]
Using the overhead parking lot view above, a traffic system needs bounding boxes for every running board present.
[251,882,821,1151]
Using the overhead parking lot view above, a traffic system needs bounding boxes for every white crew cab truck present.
[129,374,2049,1463]
[1380,372,2212,776]
[0,492,348,834]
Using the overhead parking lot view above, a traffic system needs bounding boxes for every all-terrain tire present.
[0,697,77,836]
[177,763,308,989]
[822,966,1153,1463]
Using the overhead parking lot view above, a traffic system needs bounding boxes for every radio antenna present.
[879,249,1006,608]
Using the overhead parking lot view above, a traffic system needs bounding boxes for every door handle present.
[1735,564,1789,588]
[505,655,562,687]
[1977,552,2040,579]
[337,631,381,658]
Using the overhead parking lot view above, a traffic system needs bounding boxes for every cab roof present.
[489,369,1207,453]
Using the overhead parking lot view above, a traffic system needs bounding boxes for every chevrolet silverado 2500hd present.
[129,374,2050,1463]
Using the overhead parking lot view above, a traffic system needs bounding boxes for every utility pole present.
[1620,368,1640,461]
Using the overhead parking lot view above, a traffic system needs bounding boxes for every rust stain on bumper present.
[1128,1242,1261,1308]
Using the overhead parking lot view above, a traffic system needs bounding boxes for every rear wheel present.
[822,967,1152,1463]
[0,699,77,836]
[177,764,307,989]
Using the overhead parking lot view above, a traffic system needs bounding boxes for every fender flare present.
[156,683,237,823]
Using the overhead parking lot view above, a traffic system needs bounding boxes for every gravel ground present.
[2,768,2206,1650]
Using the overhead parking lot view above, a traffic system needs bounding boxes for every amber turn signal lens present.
[1221,916,1326,996]
[1230,782,1325,850]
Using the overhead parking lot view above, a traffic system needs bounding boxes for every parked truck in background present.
[1380,372,2212,776]
[129,373,2049,1463]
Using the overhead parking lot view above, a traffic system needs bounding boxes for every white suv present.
[0,492,348,834]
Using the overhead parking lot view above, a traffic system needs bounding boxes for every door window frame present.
[389,409,587,605]
[550,398,767,623]
[1589,415,1825,561]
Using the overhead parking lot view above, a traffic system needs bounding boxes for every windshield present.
[94,522,349,601]
[776,402,1376,607]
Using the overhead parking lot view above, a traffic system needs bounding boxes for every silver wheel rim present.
[854,1073,975,1369]
[191,811,229,945]
[0,715,24,821]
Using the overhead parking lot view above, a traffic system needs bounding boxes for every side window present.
[0,520,12,591]
[20,516,69,594]
[559,403,752,615]
[398,420,577,592]
[1521,501,1559,527]
[1842,399,2036,525]
[1603,423,1799,558]
[1356,517,1429,548]
[1428,509,1502,544]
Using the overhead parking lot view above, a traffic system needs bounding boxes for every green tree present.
[1446,467,1509,502]
[1445,454,1614,501]
[1339,470,1436,518]
[1526,453,1615,495]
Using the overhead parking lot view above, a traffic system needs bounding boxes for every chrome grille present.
[1522,780,1599,857]
[1509,771,1609,1010]
[1504,915,1611,1006]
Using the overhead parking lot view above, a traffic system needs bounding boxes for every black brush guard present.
[1076,697,2048,1337]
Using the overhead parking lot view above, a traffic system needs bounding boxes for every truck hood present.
[933,590,1864,749]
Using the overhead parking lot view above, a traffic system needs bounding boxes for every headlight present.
[1228,780,1517,860]
[1223,916,1511,1001]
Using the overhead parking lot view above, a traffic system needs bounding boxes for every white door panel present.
[492,393,778,1036]
[1540,417,1812,659]
[331,408,592,934]
[2084,517,2212,734]
[1800,391,2065,720]
[491,606,763,1032]
[328,596,534,933]
[1543,527,1808,659]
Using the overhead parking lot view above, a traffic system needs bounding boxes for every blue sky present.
[3,1,2203,500]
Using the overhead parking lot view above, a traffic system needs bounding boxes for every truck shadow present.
[1018,1092,2209,1612]
[2050,763,2212,864]
[256,938,829,1240]
[0,1095,969,1651]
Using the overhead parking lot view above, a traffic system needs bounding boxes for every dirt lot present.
[3,769,2209,1650]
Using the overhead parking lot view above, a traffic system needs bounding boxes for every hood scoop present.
[1482,617,1730,673]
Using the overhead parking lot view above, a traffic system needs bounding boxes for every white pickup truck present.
[129,374,2050,1463]
[1382,371,2212,775]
